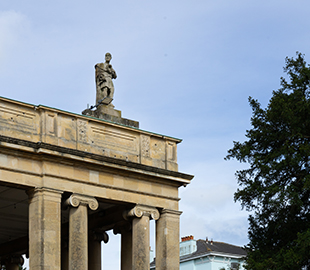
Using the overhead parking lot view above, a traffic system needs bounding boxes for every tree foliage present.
[226,52,310,269]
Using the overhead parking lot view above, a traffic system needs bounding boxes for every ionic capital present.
[0,254,24,265]
[113,222,132,235]
[124,205,160,220]
[90,231,109,243]
[65,194,98,211]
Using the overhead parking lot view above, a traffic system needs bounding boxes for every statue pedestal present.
[82,105,139,128]
[97,104,122,117]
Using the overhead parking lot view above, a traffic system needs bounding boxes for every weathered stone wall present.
[0,97,179,171]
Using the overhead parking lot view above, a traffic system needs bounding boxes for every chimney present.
[180,235,197,256]
[181,235,194,242]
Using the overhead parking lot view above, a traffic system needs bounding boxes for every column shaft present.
[66,194,98,270]
[61,241,69,270]
[121,229,132,270]
[28,188,62,270]
[69,205,88,270]
[132,215,150,270]
[88,236,101,270]
[156,209,182,270]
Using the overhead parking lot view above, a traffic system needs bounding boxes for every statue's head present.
[105,53,112,62]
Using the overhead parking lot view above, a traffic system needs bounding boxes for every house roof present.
[195,239,247,256]
[150,239,247,268]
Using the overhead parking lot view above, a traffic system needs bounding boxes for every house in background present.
[151,235,247,270]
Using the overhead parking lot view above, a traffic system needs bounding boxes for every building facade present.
[0,95,193,270]
[151,236,247,270]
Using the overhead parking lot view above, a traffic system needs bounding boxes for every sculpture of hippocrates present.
[95,52,117,105]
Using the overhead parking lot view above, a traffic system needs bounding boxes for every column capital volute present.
[113,221,132,235]
[65,194,98,211]
[90,231,109,243]
[124,205,160,220]
[0,254,24,265]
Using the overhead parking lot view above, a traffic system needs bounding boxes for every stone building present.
[0,57,193,270]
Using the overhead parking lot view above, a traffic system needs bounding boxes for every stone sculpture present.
[95,52,117,105]
[81,53,139,128]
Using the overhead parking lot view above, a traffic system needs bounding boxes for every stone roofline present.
[0,96,182,142]
[0,96,193,175]
[180,250,246,263]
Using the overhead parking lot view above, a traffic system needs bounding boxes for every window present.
[231,262,240,270]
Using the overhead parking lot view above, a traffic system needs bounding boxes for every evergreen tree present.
[226,52,310,269]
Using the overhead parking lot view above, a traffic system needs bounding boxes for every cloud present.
[179,158,250,246]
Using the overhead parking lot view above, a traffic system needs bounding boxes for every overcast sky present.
[1,1,310,269]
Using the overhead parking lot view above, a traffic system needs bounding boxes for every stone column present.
[88,231,109,270]
[65,194,98,270]
[156,209,182,270]
[125,205,159,270]
[121,228,132,270]
[113,222,132,270]
[61,240,69,270]
[28,187,63,270]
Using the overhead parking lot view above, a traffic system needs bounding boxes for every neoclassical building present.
[0,58,193,270]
